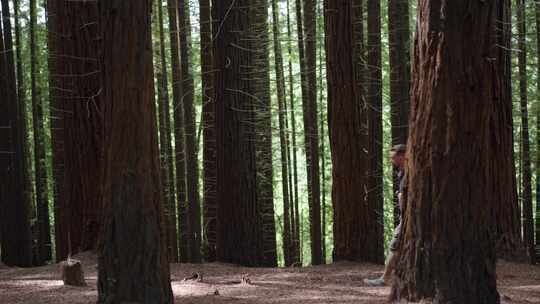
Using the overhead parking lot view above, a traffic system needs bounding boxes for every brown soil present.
[0,252,538,303]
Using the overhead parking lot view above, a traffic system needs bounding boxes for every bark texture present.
[391,1,502,302]
[97,1,173,302]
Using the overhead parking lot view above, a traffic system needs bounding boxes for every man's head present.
[390,144,406,168]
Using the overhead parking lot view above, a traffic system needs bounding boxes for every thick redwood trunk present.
[391,1,501,302]
[213,0,264,267]
[47,0,103,261]
[325,0,378,263]
[97,1,173,302]
[0,0,33,267]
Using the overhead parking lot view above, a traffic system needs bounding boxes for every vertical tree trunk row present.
[156,0,179,263]
[271,0,293,267]
[303,0,322,266]
[30,0,52,265]
[178,0,201,263]
[516,0,534,264]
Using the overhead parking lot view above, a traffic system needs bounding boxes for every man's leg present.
[363,223,402,287]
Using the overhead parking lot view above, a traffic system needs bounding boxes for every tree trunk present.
[536,0,540,264]
[287,0,301,265]
[317,0,326,264]
[391,1,502,302]
[303,0,322,266]
[0,0,33,267]
[199,0,217,263]
[325,0,378,263]
[167,0,189,263]
[30,0,52,265]
[156,0,179,263]
[178,0,201,263]
[492,0,522,261]
[13,0,33,220]
[388,0,410,228]
[516,0,534,264]
[252,0,277,268]
[47,0,103,262]
[97,1,173,302]
[213,0,264,267]
[366,0,384,262]
[272,0,292,267]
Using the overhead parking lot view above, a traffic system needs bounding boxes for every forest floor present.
[0,252,539,304]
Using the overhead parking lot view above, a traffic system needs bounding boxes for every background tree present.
[272,0,293,266]
[30,0,52,265]
[325,0,379,263]
[0,0,33,267]
[213,0,264,267]
[47,0,103,261]
[303,0,323,265]
[516,0,534,263]
[97,0,173,302]
[168,0,189,263]
[388,0,410,227]
[366,0,384,261]
[391,0,502,301]
[252,0,278,268]
[200,0,217,262]
[178,0,202,263]
[156,0,178,263]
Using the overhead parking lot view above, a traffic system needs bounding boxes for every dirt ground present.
[0,252,539,303]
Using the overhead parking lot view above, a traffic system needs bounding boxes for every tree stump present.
[60,258,86,286]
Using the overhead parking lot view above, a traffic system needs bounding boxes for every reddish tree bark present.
[391,1,501,302]
[97,0,173,302]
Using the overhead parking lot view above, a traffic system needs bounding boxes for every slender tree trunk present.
[388,0,410,228]
[0,0,33,267]
[30,0,51,265]
[391,1,501,301]
[178,0,201,263]
[536,0,540,264]
[317,0,326,264]
[213,0,264,267]
[516,0,534,264]
[272,0,292,267]
[199,0,217,263]
[156,0,178,263]
[47,0,103,261]
[13,0,33,218]
[303,0,322,266]
[366,0,384,261]
[97,1,173,302]
[287,0,301,265]
[167,0,189,263]
[252,0,277,268]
